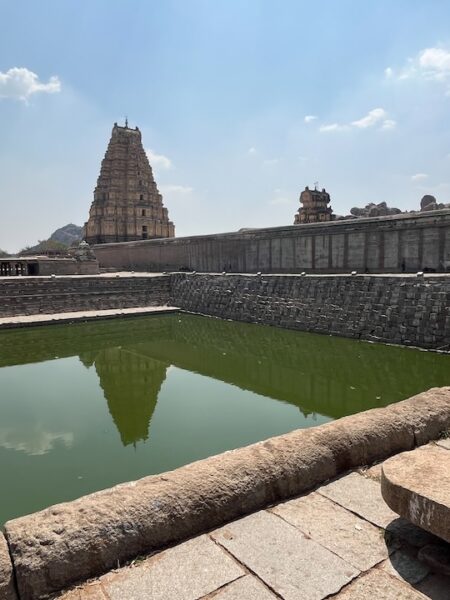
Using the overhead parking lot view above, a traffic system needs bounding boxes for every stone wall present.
[170,273,450,350]
[0,276,170,318]
[94,209,450,274]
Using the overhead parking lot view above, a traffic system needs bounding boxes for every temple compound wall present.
[93,209,450,274]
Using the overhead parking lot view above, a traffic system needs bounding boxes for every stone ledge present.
[3,387,450,600]
[0,533,18,600]
[381,445,450,543]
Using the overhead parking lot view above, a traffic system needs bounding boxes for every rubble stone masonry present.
[170,273,450,350]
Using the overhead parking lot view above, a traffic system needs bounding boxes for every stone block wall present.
[0,276,170,318]
[94,209,450,274]
[170,273,450,350]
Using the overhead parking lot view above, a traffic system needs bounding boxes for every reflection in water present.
[0,426,73,456]
[0,314,450,525]
[80,349,168,446]
[0,314,449,450]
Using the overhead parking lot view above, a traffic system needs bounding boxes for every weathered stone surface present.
[271,491,393,571]
[318,472,399,528]
[381,549,429,584]
[334,570,426,599]
[436,438,450,450]
[209,575,277,599]
[59,584,108,599]
[418,543,450,576]
[211,511,358,600]
[381,445,450,543]
[360,462,383,481]
[102,535,243,600]
[0,533,17,600]
[5,389,450,600]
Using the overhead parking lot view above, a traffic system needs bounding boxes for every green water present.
[0,314,449,525]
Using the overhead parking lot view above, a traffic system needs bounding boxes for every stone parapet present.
[3,387,450,599]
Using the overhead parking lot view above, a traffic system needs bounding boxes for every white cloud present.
[319,123,348,133]
[0,67,61,101]
[304,115,318,123]
[381,119,396,130]
[411,173,428,181]
[160,184,193,194]
[387,47,450,92]
[419,47,450,80]
[352,108,387,128]
[247,146,256,154]
[262,158,280,166]
[146,149,172,170]
[319,108,395,133]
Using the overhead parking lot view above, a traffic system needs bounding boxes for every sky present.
[1,0,450,253]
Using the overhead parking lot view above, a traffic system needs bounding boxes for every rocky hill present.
[19,224,83,256]
[49,224,83,246]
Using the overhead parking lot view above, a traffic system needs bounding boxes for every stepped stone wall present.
[170,273,450,350]
[0,272,449,350]
[0,276,170,318]
[93,209,450,274]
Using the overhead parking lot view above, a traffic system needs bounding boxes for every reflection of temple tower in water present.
[83,348,168,446]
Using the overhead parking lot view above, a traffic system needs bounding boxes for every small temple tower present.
[84,122,175,244]
[294,186,334,224]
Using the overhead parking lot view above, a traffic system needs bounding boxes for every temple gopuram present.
[85,122,175,244]
[294,186,334,224]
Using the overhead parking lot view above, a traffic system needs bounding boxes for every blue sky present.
[1,0,450,252]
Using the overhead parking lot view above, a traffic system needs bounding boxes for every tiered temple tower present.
[294,186,334,224]
[85,122,175,244]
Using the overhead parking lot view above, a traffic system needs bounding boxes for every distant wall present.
[0,276,170,318]
[94,209,450,274]
[170,273,450,350]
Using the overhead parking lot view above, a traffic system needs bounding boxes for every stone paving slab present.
[100,535,244,600]
[333,570,427,599]
[205,575,277,599]
[271,491,394,571]
[0,305,179,330]
[59,584,108,599]
[380,549,429,584]
[381,445,450,543]
[318,471,399,528]
[436,438,450,450]
[211,510,358,600]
